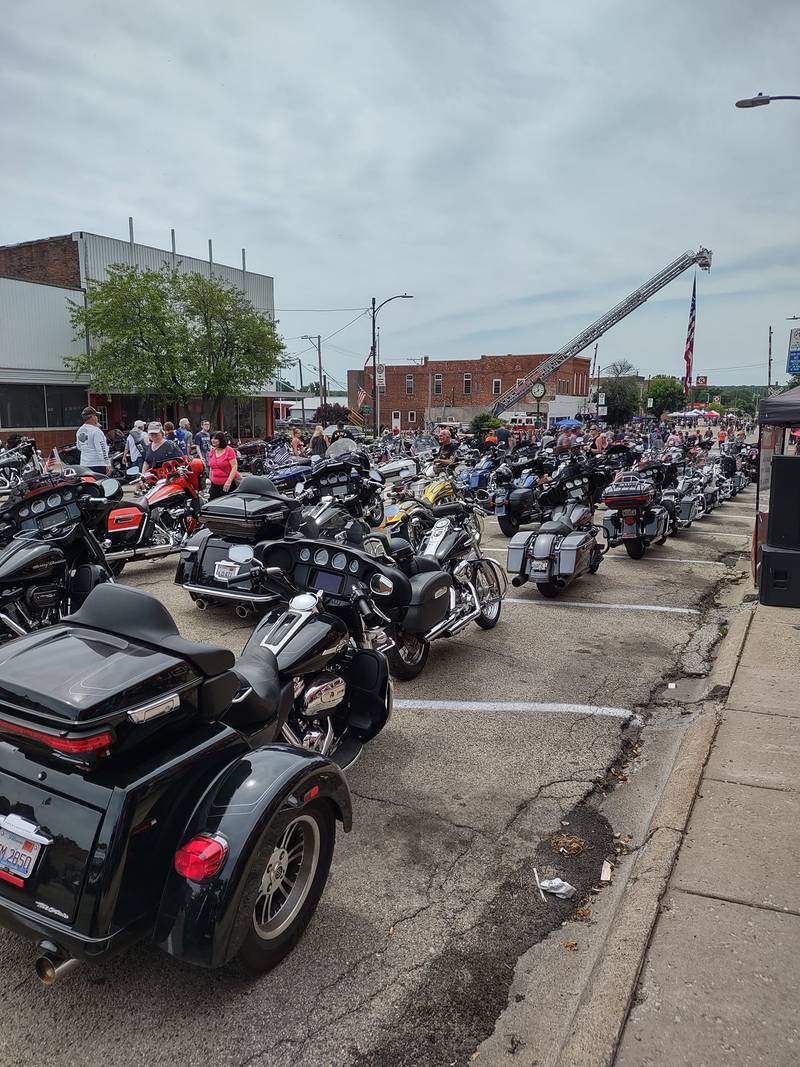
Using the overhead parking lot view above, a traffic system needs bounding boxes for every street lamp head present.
[735,93,770,108]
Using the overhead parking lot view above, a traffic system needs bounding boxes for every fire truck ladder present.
[489,247,713,417]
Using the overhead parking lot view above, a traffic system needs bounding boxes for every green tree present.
[66,264,285,424]
[647,375,685,418]
[603,360,640,425]
[468,413,503,437]
[313,402,351,425]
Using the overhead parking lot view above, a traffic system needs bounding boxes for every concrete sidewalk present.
[616,603,800,1066]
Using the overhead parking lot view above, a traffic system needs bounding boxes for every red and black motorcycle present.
[103,459,206,574]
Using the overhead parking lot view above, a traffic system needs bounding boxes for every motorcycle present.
[506,467,604,597]
[295,439,385,527]
[99,459,206,576]
[371,501,507,680]
[492,457,546,537]
[0,471,119,640]
[602,469,671,559]
[0,577,391,980]
[0,438,42,496]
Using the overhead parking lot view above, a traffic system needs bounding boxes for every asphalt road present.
[0,492,755,1067]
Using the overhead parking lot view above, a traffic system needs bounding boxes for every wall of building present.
[0,276,87,383]
[350,353,591,429]
[0,235,81,289]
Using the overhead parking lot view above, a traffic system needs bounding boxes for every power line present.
[275,306,368,313]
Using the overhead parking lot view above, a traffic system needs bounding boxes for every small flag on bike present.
[45,447,61,470]
[271,444,290,466]
[682,277,696,396]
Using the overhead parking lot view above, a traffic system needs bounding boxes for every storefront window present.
[45,385,88,428]
[0,384,46,428]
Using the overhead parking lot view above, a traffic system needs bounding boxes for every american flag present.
[357,386,368,408]
[271,443,291,466]
[683,277,697,396]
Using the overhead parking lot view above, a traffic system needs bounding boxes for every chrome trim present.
[303,675,346,715]
[0,812,53,846]
[231,686,253,705]
[259,608,311,653]
[127,692,180,724]
[182,584,278,604]
[0,612,26,637]
[105,543,180,561]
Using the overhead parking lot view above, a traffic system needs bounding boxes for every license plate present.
[531,560,549,571]
[621,509,638,517]
[0,827,40,881]
[214,561,240,581]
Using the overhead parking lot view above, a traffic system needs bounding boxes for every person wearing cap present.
[142,422,181,473]
[76,407,112,475]
[124,420,149,472]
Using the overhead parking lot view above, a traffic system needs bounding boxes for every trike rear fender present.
[154,745,352,968]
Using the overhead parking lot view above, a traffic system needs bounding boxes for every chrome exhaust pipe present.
[511,575,526,587]
[35,955,80,985]
[235,604,252,619]
[195,597,208,611]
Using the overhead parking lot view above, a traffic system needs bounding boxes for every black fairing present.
[245,607,349,675]
[0,538,66,583]
[340,649,391,741]
[508,486,535,517]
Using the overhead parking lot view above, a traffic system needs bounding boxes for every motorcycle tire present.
[497,514,520,537]
[536,580,561,599]
[624,539,646,560]
[385,633,430,680]
[250,458,266,476]
[109,560,126,578]
[475,565,502,628]
[234,799,335,975]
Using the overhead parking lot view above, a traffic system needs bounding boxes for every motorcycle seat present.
[66,584,236,677]
[539,519,573,535]
[431,503,465,518]
[229,644,282,726]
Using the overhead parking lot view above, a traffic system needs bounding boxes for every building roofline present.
[0,235,73,252]
[72,231,274,282]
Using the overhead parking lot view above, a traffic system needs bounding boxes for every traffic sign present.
[376,363,386,388]
[713,395,721,403]
[598,406,608,416]
[695,375,708,386]
[647,397,654,408]
[598,392,606,406]
[787,328,800,375]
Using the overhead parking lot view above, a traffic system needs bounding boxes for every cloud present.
[2,0,799,387]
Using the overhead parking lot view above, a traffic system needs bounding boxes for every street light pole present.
[370,293,413,436]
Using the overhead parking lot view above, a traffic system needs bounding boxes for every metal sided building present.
[0,231,285,447]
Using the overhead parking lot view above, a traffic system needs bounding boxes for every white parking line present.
[393,698,635,722]
[504,598,700,615]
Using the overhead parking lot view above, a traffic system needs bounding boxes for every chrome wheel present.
[253,815,320,940]
[475,566,501,623]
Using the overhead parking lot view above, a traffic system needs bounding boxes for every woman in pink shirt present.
[208,431,239,499]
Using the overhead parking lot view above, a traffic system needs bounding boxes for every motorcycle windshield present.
[325,439,359,460]
[286,503,366,543]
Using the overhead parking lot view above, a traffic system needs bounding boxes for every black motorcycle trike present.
[0,566,396,982]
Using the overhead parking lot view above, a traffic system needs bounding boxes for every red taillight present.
[624,515,637,525]
[174,835,228,881]
[0,870,24,888]
[303,785,320,803]
[0,718,114,755]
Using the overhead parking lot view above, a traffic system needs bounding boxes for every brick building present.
[0,231,287,448]
[348,353,592,431]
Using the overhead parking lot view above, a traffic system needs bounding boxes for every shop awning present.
[758,386,800,425]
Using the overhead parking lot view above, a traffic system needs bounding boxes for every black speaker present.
[759,545,800,607]
[766,456,800,550]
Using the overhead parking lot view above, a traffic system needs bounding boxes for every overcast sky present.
[3,0,799,389]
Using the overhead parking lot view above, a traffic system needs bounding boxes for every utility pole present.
[316,335,324,408]
[371,297,378,434]
[594,344,601,417]
[298,360,305,424]
[427,364,432,429]
[375,327,381,432]
[768,325,773,390]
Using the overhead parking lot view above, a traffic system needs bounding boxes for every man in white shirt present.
[76,406,112,475]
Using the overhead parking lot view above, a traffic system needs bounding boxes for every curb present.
[553,602,755,1067]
